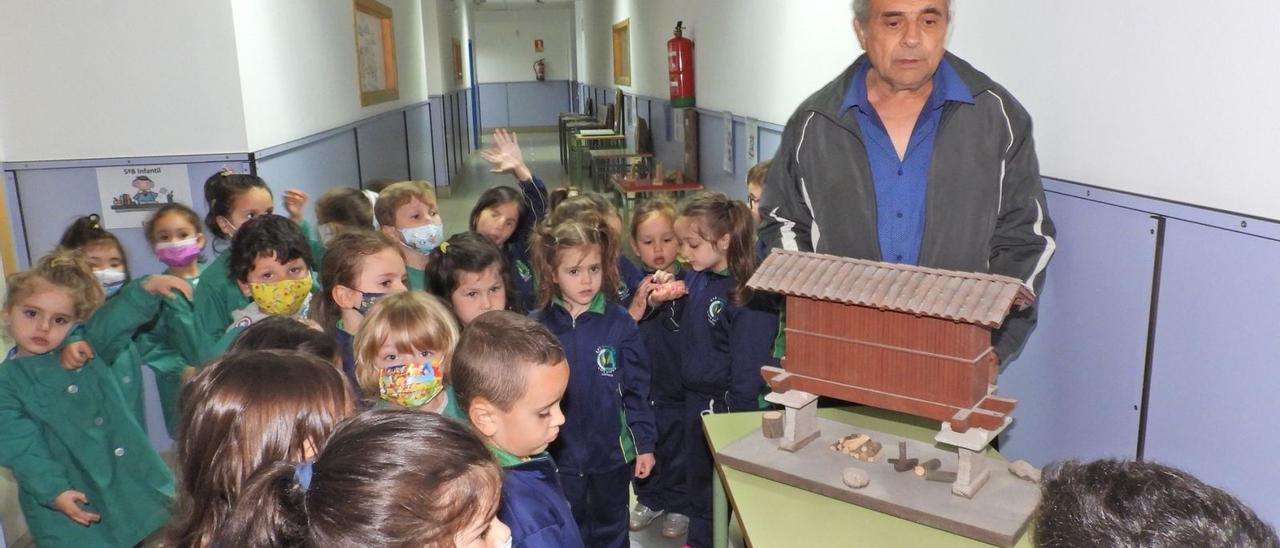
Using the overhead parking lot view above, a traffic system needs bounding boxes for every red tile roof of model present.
[747,250,1034,328]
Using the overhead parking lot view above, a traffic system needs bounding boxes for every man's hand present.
[479,129,533,182]
[634,453,656,479]
[60,341,94,370]
[54,490,101,526]
[142,275,194,300]
[283,189,309,223]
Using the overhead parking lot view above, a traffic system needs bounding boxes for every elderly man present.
[759,0,1056,362]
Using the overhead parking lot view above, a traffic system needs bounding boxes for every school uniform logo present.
[708,298,725,326]
[516,260,533,282]
[617,283,632,301]
[596,345,618,376]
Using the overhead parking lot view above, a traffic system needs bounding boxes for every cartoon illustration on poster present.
[95,164,194,229]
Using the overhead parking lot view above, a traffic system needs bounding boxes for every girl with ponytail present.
[674,191,779,546]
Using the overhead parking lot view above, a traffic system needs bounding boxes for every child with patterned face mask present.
[201,215,316,360]
[375,181,444,291]
[353,292,465,420]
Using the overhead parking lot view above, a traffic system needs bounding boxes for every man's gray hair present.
[853,0,952,24]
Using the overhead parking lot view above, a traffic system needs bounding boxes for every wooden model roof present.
[747,250,1034,328]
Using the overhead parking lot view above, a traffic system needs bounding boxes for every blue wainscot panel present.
[406,103,437,183]
[1144,218,1280,524]
[478,83,510,129]
[256,130,360,226]
[15,160,248,276]
[998,189,1155,466]
[356,112,410,183]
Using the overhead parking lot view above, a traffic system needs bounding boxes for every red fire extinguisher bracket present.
[667,21,695,108]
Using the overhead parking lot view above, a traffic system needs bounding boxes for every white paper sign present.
[723,111,735,173]
[745,117,760,168]
[95,164,194,229]
[627,95,638,133]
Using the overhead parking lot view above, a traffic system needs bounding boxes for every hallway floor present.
[436,128,692,548]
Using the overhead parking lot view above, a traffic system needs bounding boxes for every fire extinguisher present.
[534,58,546,81]
[667,21,695,108]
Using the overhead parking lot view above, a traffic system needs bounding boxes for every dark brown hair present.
[451,310,566,412]
[144,203,204,245]
[425,231,521,316]
[315,187,374,228]
[228,316,340,363]
[680,191,758,305]
[203,171,272,240]
[168,350,357,548]
[58,214,130,278]
[1035,459,1278,547]
[218,409,503,548]
[530,211,619,310]
[228,215,312,283]
[468,185,524,233]
[311,230,400,333]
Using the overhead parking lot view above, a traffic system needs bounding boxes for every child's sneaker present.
[661,512,690,538]
[629,503,665,531]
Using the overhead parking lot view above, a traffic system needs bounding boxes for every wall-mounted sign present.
[534,39,544,52]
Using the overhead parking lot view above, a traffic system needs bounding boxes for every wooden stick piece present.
[914,458,942,477]
[890,457,919,473]
[761,411,784,439]
[924,469,958,483]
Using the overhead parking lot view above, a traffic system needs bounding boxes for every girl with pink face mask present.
[139,203,207,435]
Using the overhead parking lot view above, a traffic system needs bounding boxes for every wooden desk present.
[559,118,604,172]
[703,407,1034,548]
[570,133,625,188]
[611,176,703,216]
[589,149,653,193]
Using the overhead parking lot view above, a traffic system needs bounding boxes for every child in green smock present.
[206,215,318,359]
[0,249,192,547]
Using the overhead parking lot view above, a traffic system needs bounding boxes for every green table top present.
[704,407,1035,548]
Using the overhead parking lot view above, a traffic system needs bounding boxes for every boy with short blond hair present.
[452,311,585,548]
[376,181,442,290]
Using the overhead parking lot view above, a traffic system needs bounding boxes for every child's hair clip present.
[88,213,102,231]
[218,167,236,177]
[439,242,450,254]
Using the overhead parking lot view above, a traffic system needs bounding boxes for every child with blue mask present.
[375,181,444,291]
[354,292,467,421]
[310,231,408,390]
[55,214,153,423]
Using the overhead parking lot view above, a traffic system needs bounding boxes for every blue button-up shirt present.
[840,58,973,265]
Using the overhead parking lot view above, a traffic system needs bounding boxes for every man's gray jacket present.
[758,52,1057,362]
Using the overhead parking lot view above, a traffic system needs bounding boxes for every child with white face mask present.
[375,181,444,291]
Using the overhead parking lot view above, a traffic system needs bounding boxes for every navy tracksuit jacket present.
[506,175,548,313]
[679,269,778,547]
[533,294,657,547]
[498,453,585,548]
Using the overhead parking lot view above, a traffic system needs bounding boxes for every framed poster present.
[453,39,464,82]
[96,164,195,229]
[355,0,399,106]
[612,18,631,86]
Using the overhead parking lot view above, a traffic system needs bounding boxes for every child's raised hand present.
[480,129,532,181]
[142,274,194,300]
[60,341,94,370]
[54,490,101,526]
[634,453,656,479]
[283,189,309,223]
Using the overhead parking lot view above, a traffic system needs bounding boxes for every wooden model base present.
[716,418,1039,547]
